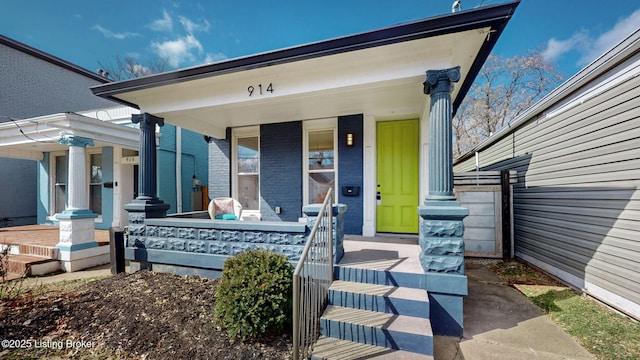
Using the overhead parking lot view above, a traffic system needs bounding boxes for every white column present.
[67,144,89,210]
[56,134,108,272]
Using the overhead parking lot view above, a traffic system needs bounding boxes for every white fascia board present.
[0,112,139,149]
[0,148,44,160]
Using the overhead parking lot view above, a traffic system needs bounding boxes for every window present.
[233,127,260,212]
[304,119,337,205]
[54,155,67,214]
[89,153,102,215]
[50,150,103,217]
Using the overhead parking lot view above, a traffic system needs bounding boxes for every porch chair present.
[208,197,243,220]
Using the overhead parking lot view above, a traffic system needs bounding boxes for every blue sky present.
[1,0,639,80]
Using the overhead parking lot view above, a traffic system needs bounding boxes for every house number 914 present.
[248,83,274,96]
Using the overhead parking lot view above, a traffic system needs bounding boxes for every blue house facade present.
[90,3,519,343]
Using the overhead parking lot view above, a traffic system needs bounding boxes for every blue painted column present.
[124,113,170,218]
[419,66,468,274]
[124,113,170,272]
[418,66,469,337]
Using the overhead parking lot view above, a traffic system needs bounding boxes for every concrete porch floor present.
[341,234,423,274]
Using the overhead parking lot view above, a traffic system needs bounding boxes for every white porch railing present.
[292,188,334,360]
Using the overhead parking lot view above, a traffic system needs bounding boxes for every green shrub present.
[214,249,294,340]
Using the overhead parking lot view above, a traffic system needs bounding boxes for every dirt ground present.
[0,270,292,359]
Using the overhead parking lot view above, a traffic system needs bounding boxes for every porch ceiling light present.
[346,132,354,147]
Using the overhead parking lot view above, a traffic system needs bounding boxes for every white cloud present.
[543,9,640,67]
[542,30,589,62]
[148,9,173,32]
[179,16,210,34]
[578,8,640,66]
[204,52,227,64]
[151,34,203,67]
[92,25,140,39]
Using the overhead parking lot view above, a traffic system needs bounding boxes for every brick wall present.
[260,122,303,222]
[338,114,364,235]
[207,131,231,200]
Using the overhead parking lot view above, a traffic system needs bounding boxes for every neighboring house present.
[454,29,640,320]
[0,34,115,226]
[0,35,209,231]
[92,3,518,236]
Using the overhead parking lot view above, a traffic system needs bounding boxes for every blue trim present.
[97,147,114,229]
[144,218,307,233]
[56,241,99,252]
[58,135,94,148]
[57,209,99,219]
[37,153,50,224]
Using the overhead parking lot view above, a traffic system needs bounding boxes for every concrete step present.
[311,336,434,360]
[6,254,60,276]
[329,280,430,318]
[334,265,425,289]
[320,305,433,356]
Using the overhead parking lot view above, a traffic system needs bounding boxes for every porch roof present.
[0,107,140,161]
[91,2,519,138]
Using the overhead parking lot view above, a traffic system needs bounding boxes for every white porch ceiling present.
[0,112,140,160]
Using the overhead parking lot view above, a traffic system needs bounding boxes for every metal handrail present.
[292,188,334,360]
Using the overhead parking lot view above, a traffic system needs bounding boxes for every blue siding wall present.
[260,122,303,222]
[97,147,114,229]
[0,158,37,226]
[181,128,209,211]
[37,153,50,225]
[158,124,177,213]
[338,114,364,235]
[207,129,231,199]
[156,124,209,214]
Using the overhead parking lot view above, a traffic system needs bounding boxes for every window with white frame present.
[50,150,103,217]
[232,127,260,213]
[53,154,67,214]
[304,119,337,205]
[89,153,103,215]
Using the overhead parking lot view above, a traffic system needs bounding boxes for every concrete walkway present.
[435,261,594,360]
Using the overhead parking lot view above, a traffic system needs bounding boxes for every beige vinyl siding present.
[454,51,640,318]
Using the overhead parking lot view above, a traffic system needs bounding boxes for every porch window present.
[89,153,102,214]
[54,155,67,214]
[304,119,337,204]
[233,127,260,212]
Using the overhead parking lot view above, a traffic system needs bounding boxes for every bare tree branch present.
[453,51,564,158]
[97,55,169,81]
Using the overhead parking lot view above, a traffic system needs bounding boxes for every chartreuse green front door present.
[376,119,419,234]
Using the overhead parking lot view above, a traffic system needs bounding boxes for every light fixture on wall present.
[346,132,354,147]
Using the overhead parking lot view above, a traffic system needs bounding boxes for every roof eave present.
[91,1,520,108]
[0,35,110,84]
